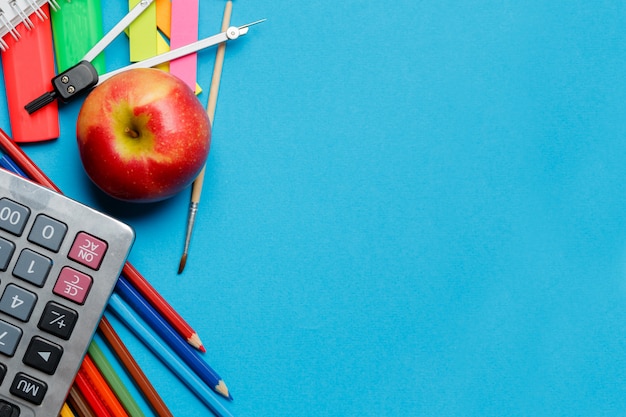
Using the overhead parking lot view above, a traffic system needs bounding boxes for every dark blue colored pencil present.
[115,276,232,400]
[0,154,27,177]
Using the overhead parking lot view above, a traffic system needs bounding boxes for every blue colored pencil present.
[115,276,231,400]
[0,154,27,177]
[106,294,234,417]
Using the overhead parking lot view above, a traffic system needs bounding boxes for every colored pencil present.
[0,128,205,352]
[60,403,76,417]
[81,354,130,417]
[178,0,232,273]
[122,262,205,351]
[68,385,97,417]
[116,276,231,399]
[88,340,146,417]
[106,295,234,417]
[74,367,114,417]
[98,316,174,417]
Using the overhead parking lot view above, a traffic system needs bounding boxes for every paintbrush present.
[179,0,233,273]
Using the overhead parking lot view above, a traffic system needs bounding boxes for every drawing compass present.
[25,0,264,114]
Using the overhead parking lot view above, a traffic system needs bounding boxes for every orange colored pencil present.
[0,128,204,352]
[74,368,114,417]
[81,354,129,417]
[98,316,174,417]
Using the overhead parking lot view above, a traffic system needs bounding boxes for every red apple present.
[76,68,211,202]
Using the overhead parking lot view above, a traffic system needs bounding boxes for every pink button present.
[53,267,93,304]
[68,232,108,270]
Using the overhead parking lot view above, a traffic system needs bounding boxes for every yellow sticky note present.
[128,0,158,62]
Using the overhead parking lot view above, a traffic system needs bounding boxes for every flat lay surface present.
[3,1,626,416]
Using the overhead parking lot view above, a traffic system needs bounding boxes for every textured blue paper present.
[2,1,626,416]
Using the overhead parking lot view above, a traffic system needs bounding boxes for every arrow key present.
[23,336,63,375]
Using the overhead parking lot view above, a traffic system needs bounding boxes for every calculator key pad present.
[0,169,134,416]
[37,302,78,340]
[27,215,67,253]
[53,267,92,305]
[12,249,52,288]
[0,199,29,237]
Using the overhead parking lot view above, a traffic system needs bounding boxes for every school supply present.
[98,316,174,417]
[107,295,234,417]
[26,13,264,114]
[50,0,105,74]
[115,276,231,400]
[169,0,199,89]
[0,129,206,354]
[0,1,59,142]
[179,0,233,273]
[0,168,134,416]
[128,0,157,62]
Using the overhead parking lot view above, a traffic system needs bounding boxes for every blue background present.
[3,0,626,416]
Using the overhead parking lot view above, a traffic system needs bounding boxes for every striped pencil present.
[106,295,234,417]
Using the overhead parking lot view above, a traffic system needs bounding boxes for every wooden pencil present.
[88,339,147,417]
[116,276,231,399]
[178,0,233,273]
[0,128,205,352]
[74,369,114,417]
[81,354,130,417]
[68,385,96,417]
[98,316,174,417]
[106,296,234,417]
[122,262,205,351]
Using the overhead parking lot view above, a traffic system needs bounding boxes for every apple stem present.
[124,127,140,139]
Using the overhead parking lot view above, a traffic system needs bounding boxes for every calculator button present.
[0,238,15,271]
[0,199,30,236]
[0,400,19,417]
[12,249,52,287]
[0,321,22,357]
[0,285,37,322]
[68,232,108,270]
[53,267,93,305]
[10,372,46,405]
[28,214,67,253]
[23,337,63,375]
[38,302,78,340]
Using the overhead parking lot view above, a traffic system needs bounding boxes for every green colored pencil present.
[88,339,146,417]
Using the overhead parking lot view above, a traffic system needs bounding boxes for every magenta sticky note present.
[170,0,199,90]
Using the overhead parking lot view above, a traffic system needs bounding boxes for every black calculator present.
[0,168,134,416]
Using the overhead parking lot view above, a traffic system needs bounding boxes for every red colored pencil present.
[74,368,114,417]
[0,128,205,352]
[122,262,204,351]
[81,354,129,417]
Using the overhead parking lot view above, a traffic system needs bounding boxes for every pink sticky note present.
[170,0,199,90]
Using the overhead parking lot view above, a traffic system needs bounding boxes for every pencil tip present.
[188,333,205,351]
[215,380,232,400]
[177,254,187,274]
